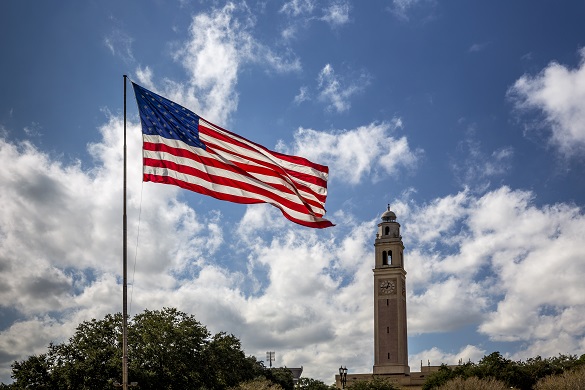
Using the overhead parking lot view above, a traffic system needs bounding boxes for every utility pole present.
[266,351,275,368]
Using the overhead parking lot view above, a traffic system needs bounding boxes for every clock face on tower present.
[379,279,396,295]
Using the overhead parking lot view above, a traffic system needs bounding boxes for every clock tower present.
[373,206,410,375]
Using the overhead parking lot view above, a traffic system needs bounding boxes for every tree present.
[264,367,295,390]
[6,308,270,389]
[10,314,123,389]
[297,377,332,390]
[128,308,209,388]
[475,352,521,387]
[422,352,585,390]
[10,353,54,389]
[422,365,458,390]
[201,332,265,389]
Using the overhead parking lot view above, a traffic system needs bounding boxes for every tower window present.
[384,226,390,236]
[387,327,389,333]
[382,251,388,265]
[388,250,393,264]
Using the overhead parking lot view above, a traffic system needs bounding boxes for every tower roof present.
[381,204,396,222]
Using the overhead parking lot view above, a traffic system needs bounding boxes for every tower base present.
[373,364,410,375]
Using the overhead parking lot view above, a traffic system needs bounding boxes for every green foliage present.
[346,376,400,390]
[422,365,459,390]
[422,352,585,390]
[128,308,209,388]
[10,353,54,389]
[535,365,585,390]
[475,352,522,387]
[11,313,123,389]
[297,377,332,390]
[4,308,278,390]
[264,367,295,390]
[202,332,264,389]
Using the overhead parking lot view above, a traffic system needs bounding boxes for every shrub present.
[436,376,509,390]
[347,376,400,390]
[230,377,284,390]
[535,365,585,390]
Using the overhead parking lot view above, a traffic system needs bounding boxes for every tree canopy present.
[296,377,332,390]
[4,308,292,389]
[422,351,585,390]
[8,310,585,390]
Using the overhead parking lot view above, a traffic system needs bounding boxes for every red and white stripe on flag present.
[137,97,333,228]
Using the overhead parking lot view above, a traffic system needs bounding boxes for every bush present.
[347,376,400,390]
[535,365,585,390]
[230,377,284,390]
[436,376,509,390]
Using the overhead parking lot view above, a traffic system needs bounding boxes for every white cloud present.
[409,277,488,333]
[0,316,69,380]
[0,115,380,382]
[508,47,585,158]
[0,115,226,381]
[280,0,316,17]
[23,122,41,138]
[277,121,422,184]
[409,345,486,369]
[2,119,585,382]
[294,86,310,104]
[390,0,422,20]
[321,1,350,27]
[281,24,298,40]
[135,65,154,89]
[317,64,368,113]
[169,2,251,124]
[258,46,302,74]
[236,204,287,240]
[449,123,514,190]
[400,185,585,363]
[136,3,301,126]
[6,1,585,386]
[104,28,134,63]
[279,0,350,41]
[468,42,489,53]
[388,0,437,21]
[402,189,470,245]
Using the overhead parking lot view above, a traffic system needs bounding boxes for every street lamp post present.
[338,366,347,389]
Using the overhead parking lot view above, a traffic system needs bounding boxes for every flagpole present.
[122,74,129,390]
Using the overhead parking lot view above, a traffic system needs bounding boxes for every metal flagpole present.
[122,74,129,390]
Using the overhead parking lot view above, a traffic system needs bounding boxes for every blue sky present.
[2,0,585,385]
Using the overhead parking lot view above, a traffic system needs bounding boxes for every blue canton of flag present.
[133,83,206,150]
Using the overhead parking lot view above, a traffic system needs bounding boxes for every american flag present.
[131,82,333,228]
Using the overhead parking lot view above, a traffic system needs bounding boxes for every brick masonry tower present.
[373,206,410,375]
